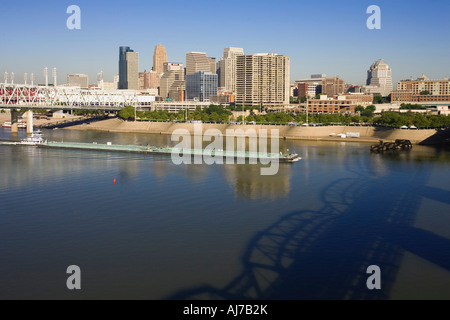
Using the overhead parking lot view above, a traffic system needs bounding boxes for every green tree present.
[362,105,376,117]
[355,105,365,113]
[119,106,135,120]
[420,90,431,95]
[210,112,220,123]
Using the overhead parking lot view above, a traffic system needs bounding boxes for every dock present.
[370,139,413,152]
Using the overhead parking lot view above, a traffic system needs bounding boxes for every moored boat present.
[2,121,27,129]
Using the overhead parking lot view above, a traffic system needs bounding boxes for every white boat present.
[21,130,46,145]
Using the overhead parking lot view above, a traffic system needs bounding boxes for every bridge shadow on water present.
[166,152,450,300]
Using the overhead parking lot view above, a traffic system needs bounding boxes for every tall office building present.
[67,74,88,88]
[321,77,346,96]
[236,53,290,107]
[208,57,216,74]
[186,71,218,101]
[366,59,393,97]
[153,44,167,75]
[217,47,244,92]
[186,52,211,75]
[118,46,139,90]
[139,70,160,90]
[160,66,185,101]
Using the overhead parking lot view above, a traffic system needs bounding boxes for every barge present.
[37,141,302,163]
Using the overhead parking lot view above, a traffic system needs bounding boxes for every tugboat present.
[21,130,46,145]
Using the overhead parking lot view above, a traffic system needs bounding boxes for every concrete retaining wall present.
[68,118,442,144]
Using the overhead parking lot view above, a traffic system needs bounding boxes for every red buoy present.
[113,179,116,185]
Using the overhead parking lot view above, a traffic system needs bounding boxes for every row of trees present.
[373,111,450,128]
[118,105,450,128]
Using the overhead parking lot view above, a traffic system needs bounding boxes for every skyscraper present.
[366,59,393,97]
[217,47,244,92]
[139,71,160,90]
[186,71,218,101]
[208,57,216,74]
[118,46,139,90]
[236,53,290,107]
[160,65,185,101]
[153,44,167,75]
[186,52,211,75]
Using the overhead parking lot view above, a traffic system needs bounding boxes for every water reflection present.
[167,146,450,300]
[221,164,291,200]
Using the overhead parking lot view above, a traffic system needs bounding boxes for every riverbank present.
[66,118,446,144]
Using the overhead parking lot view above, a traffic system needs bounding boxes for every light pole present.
[306,98,309,125]
[242,94,245,124]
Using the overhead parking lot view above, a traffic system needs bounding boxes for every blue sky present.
[0,0,449,86]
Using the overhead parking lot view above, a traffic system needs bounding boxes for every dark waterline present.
[1,128,450,299]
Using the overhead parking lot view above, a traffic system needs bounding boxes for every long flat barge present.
[36,141,301,163]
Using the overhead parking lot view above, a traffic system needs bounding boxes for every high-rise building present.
[186,52,211,75]
[67,74,88,88]
[217,47,244,92]
[118,46,139,90]
[236,53,290,107]
[186,71,218,102]
[153,44,167,75]
[208,57,216,74]
[160,66,185,101]
[139,71,160,90]
[126,51,139,90]
[365,59,393,97]
[321,77,346,96]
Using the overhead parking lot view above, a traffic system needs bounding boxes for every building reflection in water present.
[221,163,292,201]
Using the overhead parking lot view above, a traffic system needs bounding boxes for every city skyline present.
[1,0,449,86]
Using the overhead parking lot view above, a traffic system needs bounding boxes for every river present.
[1,127,449,299]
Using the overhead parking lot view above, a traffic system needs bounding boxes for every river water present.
[1,127,449,300]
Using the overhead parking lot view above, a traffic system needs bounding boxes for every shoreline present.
[2,113,446,145]
[64,118,445,145]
